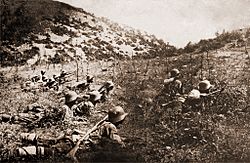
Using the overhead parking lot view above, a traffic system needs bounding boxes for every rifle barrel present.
[66,115,108,159]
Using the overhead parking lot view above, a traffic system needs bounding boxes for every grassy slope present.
[114,48,250,162]
[1,47,250,162]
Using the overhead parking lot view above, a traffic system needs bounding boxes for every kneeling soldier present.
[163,68,183,99]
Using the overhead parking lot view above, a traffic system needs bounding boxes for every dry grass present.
[0,48,250,162]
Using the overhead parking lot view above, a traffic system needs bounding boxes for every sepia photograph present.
[0,0,250,162]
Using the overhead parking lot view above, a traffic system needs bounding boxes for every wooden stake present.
[200,53,204,80]
[207,51,210,80]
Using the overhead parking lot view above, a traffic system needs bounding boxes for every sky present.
[57,0,250,47]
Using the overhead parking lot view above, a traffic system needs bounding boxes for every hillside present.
[0,42,250,162]
[1,0,250,162]
[0,0,176,67]
[180,27,250,54]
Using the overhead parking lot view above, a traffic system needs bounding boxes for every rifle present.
[66,115,108,160]
[200,86,226,97]
[161,101,175,107]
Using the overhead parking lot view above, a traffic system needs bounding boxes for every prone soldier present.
[66,106,129,160]
[183,80,215,112]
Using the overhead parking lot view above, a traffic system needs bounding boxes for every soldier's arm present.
[200,89,223,97]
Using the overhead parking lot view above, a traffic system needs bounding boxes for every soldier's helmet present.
[87,75,94,83]
[64,90,78,104]
[188,89,201,99]
[88,90,102,102]
[170,68,180,78]
[198,80,212,92]
[105,81,114,89]
[108,106,128,123]
[41,70,46,76]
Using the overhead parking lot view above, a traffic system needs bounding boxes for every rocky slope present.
[0,0,176,67]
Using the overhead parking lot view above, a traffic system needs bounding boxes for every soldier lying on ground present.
[64,90,79,108]
[31,75,40,82]
[87,90,102,106]
[64,80,114,109]
[0,132,75,161]
[63,90,95,116]
[58,70,69,80]
[86,75,94,84]
[183,80,214,112]
[94,106,128,147]
[64,105,129,161]
[51,70,72,85]
[0,106,128,162]
[41,70,48,82]
[44,76,59,91]
[161,80,223,113]
[68,76,94,92]
[0,103,65,128]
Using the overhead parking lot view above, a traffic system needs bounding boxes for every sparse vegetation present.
[1,46,250,162]
[1,0,175,68]
[1,0,250,162]
[182,29,247,54]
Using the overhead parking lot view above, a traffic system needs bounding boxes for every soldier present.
[1,132,74,161]
[57,70,69,84]
[97,106,128,147]
[71,106,128,151]
[72,101,94,116]
[87,90,102,106]
[86,75,94,84]
[41,70,48,82]
[98,81,114,102]
[44,76,58,90]
[56,106,129,161]
[183,80,214,112]
[31,75,40,82]
[64,90,95,117]
[198,80,213,94]
[197,80,214,111]
[64,90,79,108]
[163,68,183,99]
[60,70,67,78]
[99,81,114,94]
